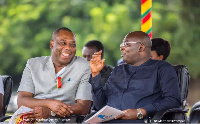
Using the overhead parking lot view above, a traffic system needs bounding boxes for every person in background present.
[0,76,4,115]
[151,38,171,60]
[82,40,113,86]
[17,27,92,122]
[82,40,113,112]
[117,58,125,65]
[89,31,181,123]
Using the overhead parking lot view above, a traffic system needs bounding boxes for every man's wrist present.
[137,108,143,119]
[45,99,52,108]
[92,72,100,77]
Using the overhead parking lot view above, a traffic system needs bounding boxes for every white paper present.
[9,105,33,124]
[85,105,124,123]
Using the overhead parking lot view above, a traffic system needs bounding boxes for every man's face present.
[120,37,142,65]
[50,30,76,66]
[151,51,163,60]
[82,46,97,61]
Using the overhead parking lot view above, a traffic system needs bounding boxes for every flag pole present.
[141,0,152,38]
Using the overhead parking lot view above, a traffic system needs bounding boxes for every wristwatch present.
[51,111,56,116]
[137,108,143,119]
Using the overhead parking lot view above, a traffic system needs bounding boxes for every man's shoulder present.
[151,60,174,71]
[74,56,90,66]
[149,59,172,66]
[157,60,172,67]
[28,56,50,64]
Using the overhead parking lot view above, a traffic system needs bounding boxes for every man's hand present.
[115,108,146,120]
[115,109,138,120]
[33,106,51,119]
[47,99,73,117]
[90,50,105,77]
[23,107,50,122]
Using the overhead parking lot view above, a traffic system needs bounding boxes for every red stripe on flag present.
[141,0,147,4]
[142,11,151,24]
[149,31,152,39]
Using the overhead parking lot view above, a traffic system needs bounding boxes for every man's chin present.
[60,57,74,65]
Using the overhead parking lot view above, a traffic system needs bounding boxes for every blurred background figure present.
[82,40,113,86]
[117,58,126,66]
[151,38,171,60]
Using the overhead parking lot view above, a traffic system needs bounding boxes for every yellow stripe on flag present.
[141,0,152,15]
[141,17,152,32]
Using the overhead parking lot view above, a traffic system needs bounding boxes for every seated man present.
[0,76,4,115]
[17,27,92,122]
[82,40,113,86]
[89,31,181,123]
[151,38,171,60]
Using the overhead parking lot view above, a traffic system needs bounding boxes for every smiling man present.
[89,31,181,123]
[17,27,92,122]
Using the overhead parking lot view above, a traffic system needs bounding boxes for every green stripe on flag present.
[146,28,152,34]
[141,8,151,18]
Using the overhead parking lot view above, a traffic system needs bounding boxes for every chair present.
[188,101,200,123]
[151,65,190,123]
[0,75,13,122]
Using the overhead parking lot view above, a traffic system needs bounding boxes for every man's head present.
[151,38,171,60]
[120,31,151,66]
[50,27,76,66]
[82,40,104,61]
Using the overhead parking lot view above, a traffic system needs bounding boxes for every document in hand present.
[9,105,34,124]
[85,105,124,123]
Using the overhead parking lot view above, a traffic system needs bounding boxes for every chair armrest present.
[152,108,188,120]
[0,115,12,122]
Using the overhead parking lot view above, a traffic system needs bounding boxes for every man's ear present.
[158,55,164,60]
[138,45,145,52]
[101,53,104,59]
[50,40,53,49]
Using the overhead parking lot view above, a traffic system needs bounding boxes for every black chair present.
[0,75,13,122]
[151,65,190,123]
[188,101,200,123]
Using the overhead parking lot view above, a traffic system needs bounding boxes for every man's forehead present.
[83,46,97,52]
[56,34,76,42]
[123,37,139,42]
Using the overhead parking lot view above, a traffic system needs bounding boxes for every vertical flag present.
[141,0,152,38]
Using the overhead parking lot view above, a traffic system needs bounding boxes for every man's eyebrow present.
[59,39,76,42]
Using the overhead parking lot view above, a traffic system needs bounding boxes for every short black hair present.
[84,40,104,54]
[52,27,74,40]
[151,38,171,60]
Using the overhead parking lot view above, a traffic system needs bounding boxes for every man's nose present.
[120,46,125,51]
[63,44,71,49]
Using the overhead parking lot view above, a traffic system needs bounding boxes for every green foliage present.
[0,0,200,83]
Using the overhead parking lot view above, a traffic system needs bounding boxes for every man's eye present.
[70,44,76,47]
[59,42,65,45]
[124,43,129,46]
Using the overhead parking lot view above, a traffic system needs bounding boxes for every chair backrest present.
[152,65,190,121]
[1,75,13,116]
[173,65,190,109]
